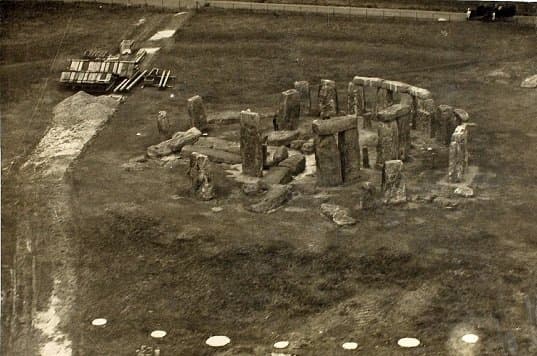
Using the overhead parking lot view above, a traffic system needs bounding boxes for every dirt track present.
[2,3,537,355]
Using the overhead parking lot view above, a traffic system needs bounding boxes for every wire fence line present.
[10,0,537,24]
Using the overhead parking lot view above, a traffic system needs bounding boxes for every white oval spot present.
[206,335,230,347]
[398,337,420,348]
[170,94,175,98]
[91,318,107,326]
[150,330,167,339]
[342,342,358,350]
[461,333,479,344]
[273,341,289,349]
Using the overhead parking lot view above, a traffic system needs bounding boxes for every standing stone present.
[187,152,215,201]
[338,128,361,182]
[448,125,469,183]
[362,147,370,168]
[359,181,376,209]
[314,134,342,186]
[396,108,411,160]
[240,110,263,177]
[376,120,399,168]
[156,110,171,139]
[318,79,338,119]
[435,105,458,146]
[376,87,392,113]
[347,81,365,115]
[187,95,208,132]
[274,89,301,131]
[415,98,435,136]
[294,81,311,115]
[381,160,406,204]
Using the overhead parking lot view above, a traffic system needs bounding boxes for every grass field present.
[2,3,537,355]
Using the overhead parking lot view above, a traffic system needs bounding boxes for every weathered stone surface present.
[338,128,361,182]
[415,98,435,135]
[376,120,399,168]
[381,80,410,93]
[453,108,469,125]
[435,105,458,145]
[408,86,432,99]
[265,130,300,146]
[396,109,411,160]
[315,134,342,186]
[301,140,315,155]
[318,79,338,118]
[274,89,301,131]
[521,74,537,88]
[265,146,289,168]
[294,80,311,114]
[247,184,292,213]
[262,166,292,185]
[147,127,201,158]
[191,136,240,154]
[352,76,383,87]
[279,154,306,175]
[359,182,376,210]
[376,87,393,114]
[347,81,365,115]
[187,95,208,132]
[381,160,407,204]
[377,104,411,122]
[169,127,202,152]
[362,147,370,168]
[290,139,306,150]
[240,110,263,177]
[321,203,356,226]
[156,110,171,139]
[312,116,356,135]
[242,180,269,196]
[187,152,215,200]
[448,125,469,183]
[454,185,474,197]
[362,112,373,129]
[181,145,242,164]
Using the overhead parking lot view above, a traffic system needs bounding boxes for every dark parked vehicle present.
[468,4,517,21]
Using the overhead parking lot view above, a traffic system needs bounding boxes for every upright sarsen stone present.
[376,121,399,168]
[156,110,171,139]
[338,128,361,182]
[382,160,406,204]
[274,89,301,130]
[187,152,215,201]
[187,95,208,132]
[240,110,263,177]
[448,125,469,183]
[435,105,458,146]
[347,81,365,115]
[415,98,435,136]
[314,134,342,186]
[294,81,311,115]
[318,79,338,119]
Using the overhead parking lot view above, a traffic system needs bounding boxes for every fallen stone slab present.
[247,184,292,213]
[242,180,269,196]
[147,141,173,158]
[290,139,306,150]
[521,74,537,88]
[301,139,315,154]
[265,146,288,168]
[320,203,357,226]
[266,130,300,146]
[262,166,292,185]
[312,115,357,135]
[279,154,306,175]
[191,136,240,154]
[207,111,241,125]
[181,145,242,164]
[433,196,459,208]
[454,186,474,198]
[168,127,202,152]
